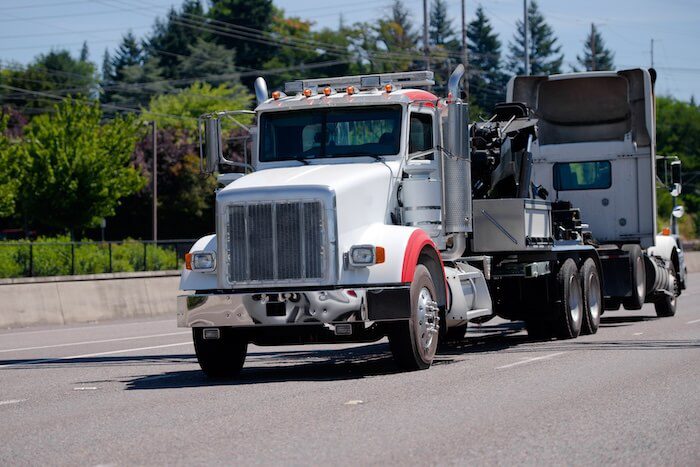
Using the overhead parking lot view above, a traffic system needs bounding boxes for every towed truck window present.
[259,105,402,162]
[553,161,612,191]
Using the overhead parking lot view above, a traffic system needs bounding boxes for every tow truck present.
[178,66,682,377]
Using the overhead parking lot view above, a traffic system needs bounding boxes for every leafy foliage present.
[17,99,145,236]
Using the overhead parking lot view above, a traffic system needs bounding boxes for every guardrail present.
[0,239,196,278]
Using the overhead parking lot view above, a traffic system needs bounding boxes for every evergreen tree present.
[430,0,455,46]
[108,57,171,108]
[101,48,113,81]
[375,0,419,72]
[79,41,89,62]
[508,0,563,75]
[468,5,507,111]
[109,31,143,83]
[147,0,206,80]
[208,0,274,70]
[178,38,237,82]
[576,23,614,71]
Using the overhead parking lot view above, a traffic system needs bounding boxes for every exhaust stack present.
[441,65,471,261]
[254,77,269,106]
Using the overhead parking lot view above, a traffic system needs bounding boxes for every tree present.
[142,81,253,133]
[468,6,508,111]
[430,0,455,46]
[208,0,274,71]
[79,41,90,63]
[146,0,207,80]
[178,38,238,82]
[508,0,563,75]
[375,0,419,72]
[17,98,145,236]
[0,112,23,218]
[576,23,614,71]
[0,50,97,112]
[109,32,143,83]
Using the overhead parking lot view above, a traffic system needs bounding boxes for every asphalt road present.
[1,275,699,465]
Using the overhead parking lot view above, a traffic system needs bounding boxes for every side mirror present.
[671,160,682,185]
[672,205,685,218]
[203,117,222,174]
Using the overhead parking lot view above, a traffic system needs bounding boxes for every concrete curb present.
[0,271,182,329]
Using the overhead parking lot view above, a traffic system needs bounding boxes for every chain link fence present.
[0,239,197,278]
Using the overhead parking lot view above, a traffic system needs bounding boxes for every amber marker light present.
[384,83,393,93]
[323,87,332,96]
[346,85,355,95]
[375,246,386,264]
[185,253,193,270]
[662,227,671,236]
[303,88,313,97]
[272,90,281,100]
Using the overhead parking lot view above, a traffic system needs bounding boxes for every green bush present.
[0,236,182,278]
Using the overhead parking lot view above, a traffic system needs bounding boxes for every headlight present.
[185,251,216,272]
[347,245,385,267]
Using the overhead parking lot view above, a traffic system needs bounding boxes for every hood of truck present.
[218,162,395,232]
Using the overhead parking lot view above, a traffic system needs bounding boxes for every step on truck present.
[178,66,683,378]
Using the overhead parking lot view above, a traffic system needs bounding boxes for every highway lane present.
[1,275,699,465]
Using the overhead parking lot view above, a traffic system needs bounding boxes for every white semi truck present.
[178,66,684,378]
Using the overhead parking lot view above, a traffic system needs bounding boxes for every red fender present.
[401,229,450,307]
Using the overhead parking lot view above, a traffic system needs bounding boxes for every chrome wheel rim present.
[416,287,439,361]
[568,276,582,325]
[587,272,601,323]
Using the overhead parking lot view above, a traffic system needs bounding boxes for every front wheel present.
[193,327,248,379]
[622,244,646,310]
[388,264,440,370]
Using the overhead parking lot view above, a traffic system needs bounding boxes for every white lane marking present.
[496,352,565,370]
[344,400,364,405]
[0,341,193,369]
[73,387,98,391]
[0,319,174,337]
[0,331,189,353]
[687,319,700,324]
[633,332,644,336]
[0,399,26,406]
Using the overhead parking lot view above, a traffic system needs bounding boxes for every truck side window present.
[409,113,434,160]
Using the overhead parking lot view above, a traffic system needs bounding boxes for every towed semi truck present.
[178,66,684,377]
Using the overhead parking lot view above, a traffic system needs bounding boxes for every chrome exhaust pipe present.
[254,77,268,106]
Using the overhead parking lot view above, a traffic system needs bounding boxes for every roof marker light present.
[303,88,313,98]
[346,85,355,95]
[271,90,281,100]
[384,83,393,93]
[323,87,332,96]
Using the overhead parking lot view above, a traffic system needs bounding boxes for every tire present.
[622,244,646,310]
[193,327,248,379]
[388,264,440,370]
[525,317,551,340]
[551,258,583,339]
[655,262,678,317]
[580,258,602,335]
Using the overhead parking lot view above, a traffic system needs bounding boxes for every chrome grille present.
[227,200,326,283]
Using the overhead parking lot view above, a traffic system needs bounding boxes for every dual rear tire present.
[525,258,601,339]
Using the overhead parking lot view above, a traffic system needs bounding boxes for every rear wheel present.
[193,327,248,379]
[551,258,583,339]
[388,264,440,370]
[655,262,678,317]
[622,244,646,310]
[580,258,602,335]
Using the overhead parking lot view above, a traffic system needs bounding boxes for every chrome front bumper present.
[177,287,411,328]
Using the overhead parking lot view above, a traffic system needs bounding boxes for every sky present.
[0,0,698,101]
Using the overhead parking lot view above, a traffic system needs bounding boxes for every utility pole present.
[523,0,530,75]
[152,120,158,243]
[650,38,654,68]
[462,0,469,100]
[423,0,430,71]
[590,23,596,71]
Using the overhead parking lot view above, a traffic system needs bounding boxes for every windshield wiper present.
[343,152,383,161]
[293,155,310,165]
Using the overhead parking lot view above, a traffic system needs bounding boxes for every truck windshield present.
[259,105,402,162]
